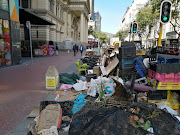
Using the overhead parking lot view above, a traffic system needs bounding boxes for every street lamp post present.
[94,21,96,48]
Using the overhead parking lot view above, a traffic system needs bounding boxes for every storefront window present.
[0,19,11,66]
[0,0,8,11]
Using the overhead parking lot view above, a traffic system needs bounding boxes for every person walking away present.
[73,44,77,56]
[76,45,79,53]
[80,44,84,56]
[56,44,59,56]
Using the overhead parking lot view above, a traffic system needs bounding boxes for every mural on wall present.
[9,0,19,22]
[0,19,11,65]
[0,0,8,11]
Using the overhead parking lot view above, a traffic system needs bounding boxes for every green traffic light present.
[133,30,136,33]
[163,17,168,21]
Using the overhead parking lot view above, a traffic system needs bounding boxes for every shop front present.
[0,0,11,66]
[0,0,21,67]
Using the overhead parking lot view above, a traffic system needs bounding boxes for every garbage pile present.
[69,101,179,135]
[28,42,180,135]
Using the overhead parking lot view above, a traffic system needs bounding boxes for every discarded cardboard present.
[105,57,119,76]
[27,106,40,118]
[102,55,107,66]
[93,66,101,76]
[45,65,59,90]
[38,104,62,132]
[55,90,79,102]
[105,48,109,56]
[110,48,119,57]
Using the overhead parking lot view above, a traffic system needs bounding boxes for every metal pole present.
[26,21,33,63]
[132,34,134,41]
[129,22,132,42]
[129,33,131,42]
[29,27,33,63]
[94,21,96,48]
[158,23,163,46]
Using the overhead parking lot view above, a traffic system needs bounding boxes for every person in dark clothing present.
[80,44,84,56]
[76,45,79,53]
[56,44,59,56]
[73,44,77,56]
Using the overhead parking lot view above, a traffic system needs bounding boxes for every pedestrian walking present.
[73,44,77,56]
[80,44,84,56]
[56,43,59,56]
[76,45,79,53]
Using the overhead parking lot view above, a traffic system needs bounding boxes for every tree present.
[93,31,108,43]
[114,30,129,41]
[136,0,180,47]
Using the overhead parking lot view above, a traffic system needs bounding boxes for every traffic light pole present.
[158,23,163,46]
[132,34,134,41]
[129,33,131,42]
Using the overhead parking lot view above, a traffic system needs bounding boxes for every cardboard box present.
[93,66,101,77]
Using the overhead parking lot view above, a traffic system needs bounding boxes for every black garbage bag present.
[69,107,147,135]
[69,102,179,135]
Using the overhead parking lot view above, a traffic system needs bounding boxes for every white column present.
[85,18,88,43]
[83,14,86,42]
[68,12,72,38]
[80,11,84,42]
[63,10,68,41]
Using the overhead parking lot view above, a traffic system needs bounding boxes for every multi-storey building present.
[19,0,90,51]
[118,0,147,32]
[118,0,147,44]
[94,9,101,31]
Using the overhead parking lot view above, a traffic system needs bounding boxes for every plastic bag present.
[104,79,115,96]
[73,80,88,91]
[72,94,87,115]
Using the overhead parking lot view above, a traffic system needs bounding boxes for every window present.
[50,0,54,13]
[22,0,31,8]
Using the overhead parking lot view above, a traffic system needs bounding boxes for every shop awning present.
[19,8,54,25]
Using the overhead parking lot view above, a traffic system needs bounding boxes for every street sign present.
[170,39,178,46]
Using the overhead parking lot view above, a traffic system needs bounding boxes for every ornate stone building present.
[19,0,90,50]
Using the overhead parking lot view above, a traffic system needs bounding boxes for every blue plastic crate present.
[135,56,147,77]
[119,57,135,65]
[150,54,180,64]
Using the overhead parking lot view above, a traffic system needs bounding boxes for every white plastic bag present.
[158,105,178,116]
[104,80,115,96]
[73,80,88,91]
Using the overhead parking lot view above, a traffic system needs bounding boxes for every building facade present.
[19,0,90,51]
[94,9,101,31]
[118,0,147,32]
[89,0,94,20]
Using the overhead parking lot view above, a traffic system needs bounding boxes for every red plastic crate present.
[148,70,180,83]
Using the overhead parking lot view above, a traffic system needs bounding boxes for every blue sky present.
[94,0,133,34]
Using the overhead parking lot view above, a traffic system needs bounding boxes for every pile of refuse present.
[28,42,180,135]
[69,101,179,135]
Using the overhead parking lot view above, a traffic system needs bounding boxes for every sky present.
[94,0,133,34]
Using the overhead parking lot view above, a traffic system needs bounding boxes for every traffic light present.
[132,22,138,34]
[160,1,172,24]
